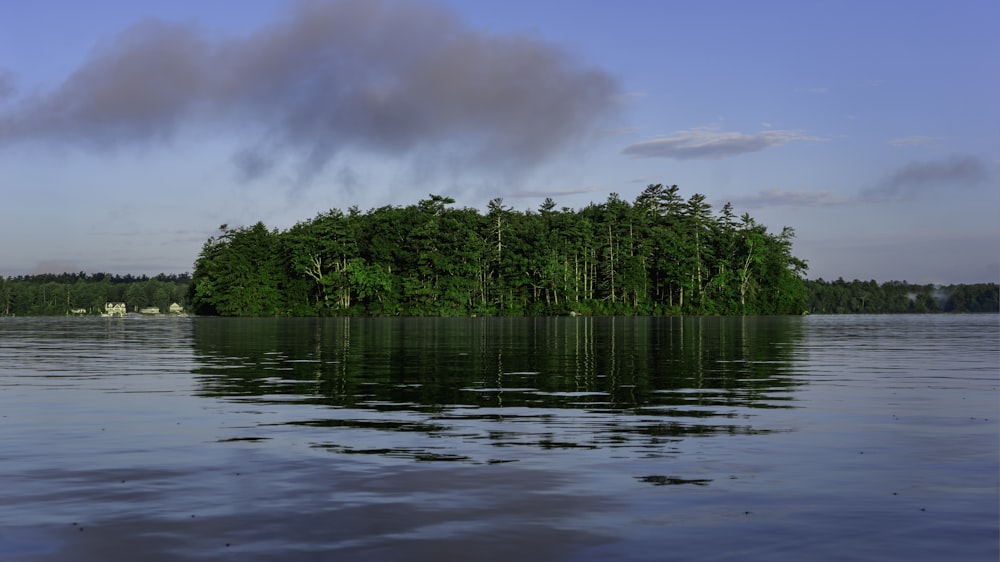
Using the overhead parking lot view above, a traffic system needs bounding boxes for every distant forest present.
[2,273,993,317]
[804,279,998,314]
[1,187,996,317]
[0,273,190,316]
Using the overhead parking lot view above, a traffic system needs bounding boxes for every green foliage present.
[189,186,815,316]
[190,223,285,316]
[0,272,190,316]
[10,187,994,319]
[804,279,999,314]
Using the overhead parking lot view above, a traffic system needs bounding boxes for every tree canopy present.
[804,279,999,314]
[189,186,811,316]
[0,273,190,316]
[4,196,996,317]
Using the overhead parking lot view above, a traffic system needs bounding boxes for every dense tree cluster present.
[0,273,190,316]
[189,186,810,316]
[4,219,995,317]
[805,279,999,314]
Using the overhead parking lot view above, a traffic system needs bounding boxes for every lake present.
[1,315,997,561]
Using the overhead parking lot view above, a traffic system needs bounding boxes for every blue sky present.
[1,0,997,284]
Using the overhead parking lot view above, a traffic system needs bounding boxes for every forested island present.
[188,186,808,316]
[2,186,996,316]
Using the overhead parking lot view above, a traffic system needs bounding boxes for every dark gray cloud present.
[622,127,825,160]
[1,20,208,147]
[719,188,846,209]
[863,155,991,201]
[0,0,619,182]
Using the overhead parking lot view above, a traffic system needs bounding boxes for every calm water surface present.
[1,315,997,561]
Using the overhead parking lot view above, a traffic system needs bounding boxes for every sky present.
[1,0,997,284]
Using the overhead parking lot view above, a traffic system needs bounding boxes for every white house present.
[103,302,127,317]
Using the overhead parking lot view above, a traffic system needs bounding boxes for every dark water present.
[1,315,997,561]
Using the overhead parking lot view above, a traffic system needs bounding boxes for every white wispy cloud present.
[728,155,995,210]
[887,135,934,147]
[622,127,827,160]
[508,185,605,198]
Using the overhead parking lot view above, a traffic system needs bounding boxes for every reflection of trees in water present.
[192,317,806,461]
[193,316,805,412]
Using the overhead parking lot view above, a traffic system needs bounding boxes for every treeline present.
[805,279,999,314]
[0,272,190,316]
[3,264,995,318]
[190,185,809,317]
